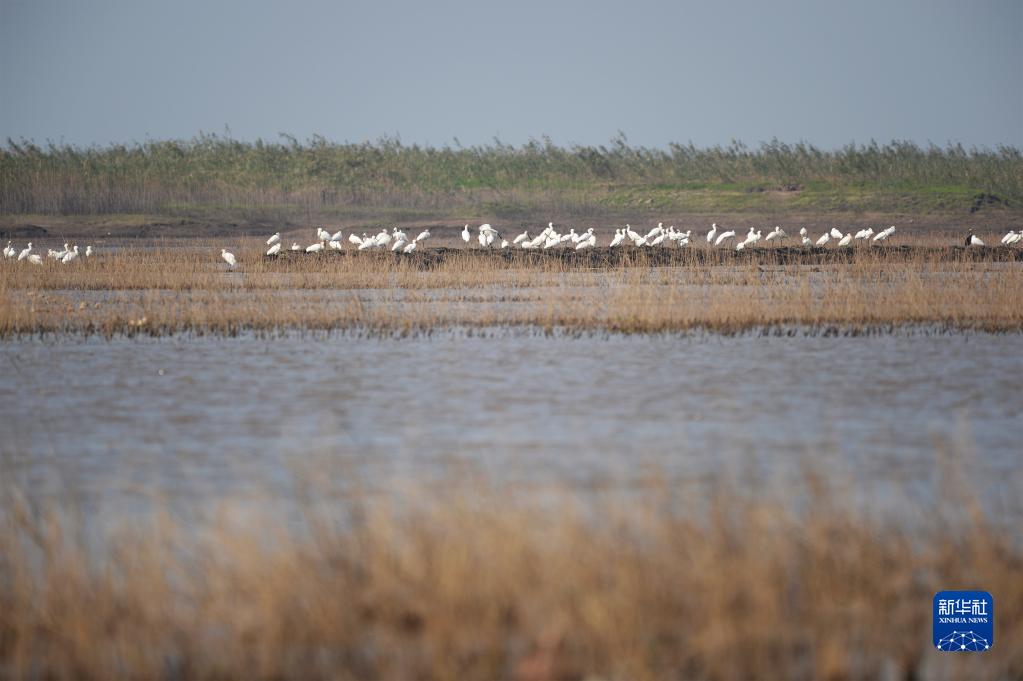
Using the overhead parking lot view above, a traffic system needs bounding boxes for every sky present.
[1,0,1021,150]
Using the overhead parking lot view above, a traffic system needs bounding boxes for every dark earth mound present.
[266,245,1023,270]
[0,224,49,238]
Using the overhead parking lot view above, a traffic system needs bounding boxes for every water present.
[2,329,1021,507]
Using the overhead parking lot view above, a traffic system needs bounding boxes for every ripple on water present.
[1,328,1021,508]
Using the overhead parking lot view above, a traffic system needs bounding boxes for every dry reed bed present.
[1,244,1021,336]
[1,470,1021,681]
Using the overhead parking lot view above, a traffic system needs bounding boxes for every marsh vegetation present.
[2,237,1021,337]
[2,136,1021,220]
[1,466,1021,681]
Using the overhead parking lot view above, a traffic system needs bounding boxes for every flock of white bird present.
[7,224,1005,271]
[7,224,1021,271]
[2,241,94,265]
[220,222,909,267]
[213,222,1023,268]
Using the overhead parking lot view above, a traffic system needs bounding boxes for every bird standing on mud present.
[461,224,471,245]
[221,248,237,269]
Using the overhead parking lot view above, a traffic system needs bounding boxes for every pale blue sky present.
[1,0,1020,149]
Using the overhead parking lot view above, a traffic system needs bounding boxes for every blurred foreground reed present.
[1,466,1020,680]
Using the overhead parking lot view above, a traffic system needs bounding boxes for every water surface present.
[2,329,1020,507]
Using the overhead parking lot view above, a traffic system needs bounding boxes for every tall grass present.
[2,242,1021,336]
[2,134,1021,216]
[1,466,1020,680]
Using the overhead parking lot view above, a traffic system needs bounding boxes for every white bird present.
[855,228,875,240]
[402,240,417,253]
[500,239,509,249]
[221,248,236,268]
[61,245,80,263]
[513,230,529,245]
[626,224,642,242]
[357,238,375,251]
[348,234,363,246]
[1007,232,1022,245]
[644,223,663,240]
[707,223,718,243]
[650,232,667,247]
[735,241,746,251]
[415,229,431,243]
[799,227,808,237]
[27,254,43,265]
[830,227,844,239]
[801,235,811,247]
[291,242,301,251]
[317,228,331,242]
[331,230,344,242]
[2,241,12,258]
[837,233,853,247]
[17,243,32,261]
[266,243,281,256]
[306,243,324,253]
[266,232,281,246]
[85,245,93,257]
[872,226,895,242]
[461,224,471,244]
[479,224,500,246]
[967,232,985,247]
[714,230,736,246]
[609,229,625,247]
[815,233,830,247]
[391,238,408,251]
[328,240,343,250]
[765,226,786,243]
[1000,230,1018,245]
[478,231,488,248]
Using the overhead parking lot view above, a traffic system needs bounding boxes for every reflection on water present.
[2,329,1021,506]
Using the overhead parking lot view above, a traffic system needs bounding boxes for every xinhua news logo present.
[933,590,993,652]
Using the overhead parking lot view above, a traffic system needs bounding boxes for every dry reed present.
[1,240,1021,337]
[0,465,1020,681]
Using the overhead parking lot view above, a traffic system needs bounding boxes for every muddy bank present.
[3,210,1021,243]
[265,245,1023,269]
